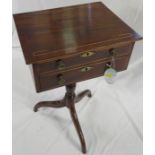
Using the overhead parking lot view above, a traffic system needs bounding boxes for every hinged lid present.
[13,2,142,64]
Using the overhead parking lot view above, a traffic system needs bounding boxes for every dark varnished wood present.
[13,2,141,64]
[34,83,91,153]
[75,90,92,103]
[34,100,66,112]
[13,2,142,154]
[33,54,132,92]
[36,43,133,74]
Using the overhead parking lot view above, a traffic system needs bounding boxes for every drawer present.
[36,55,130,92]
[36,44,133,74]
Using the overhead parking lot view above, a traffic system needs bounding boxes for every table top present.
[13,2,141,64]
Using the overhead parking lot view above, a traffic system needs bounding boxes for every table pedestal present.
[34,83,92,154]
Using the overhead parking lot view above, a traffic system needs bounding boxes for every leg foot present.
[33,100,65,112]
[75,90,92,103]
[67,98,87,153]
[33,83,90,153]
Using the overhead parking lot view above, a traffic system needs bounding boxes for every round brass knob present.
[57,74,66,85]
[109,48,116,57]
[56,59,65,70]
[108,48,116,68]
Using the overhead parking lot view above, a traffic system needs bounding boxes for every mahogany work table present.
[13,2,142,154]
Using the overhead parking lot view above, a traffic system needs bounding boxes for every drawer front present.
[36,44,133,74]
[37,55,130,92]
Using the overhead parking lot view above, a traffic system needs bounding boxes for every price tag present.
[104,68,117,84]
[104,49,117,84]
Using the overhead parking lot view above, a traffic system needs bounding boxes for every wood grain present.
[36,43,133,74]
[13,2,142,64]
[34,55,131,92]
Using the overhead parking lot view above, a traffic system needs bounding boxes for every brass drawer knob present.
[109,48,117,57]
[56,59,65,70]
[109,48,116,68]
[80,66,94,72]
[57,74,66,85]
[81,51,95,57]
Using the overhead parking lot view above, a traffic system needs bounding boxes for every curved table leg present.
[67,98,87,154]
[33,84,91,153]
[75,90,92,103]
[34,100,65,112]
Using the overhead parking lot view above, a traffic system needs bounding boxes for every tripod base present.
[34,83,92,154]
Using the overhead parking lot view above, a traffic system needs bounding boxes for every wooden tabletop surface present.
[13,2,142,64]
